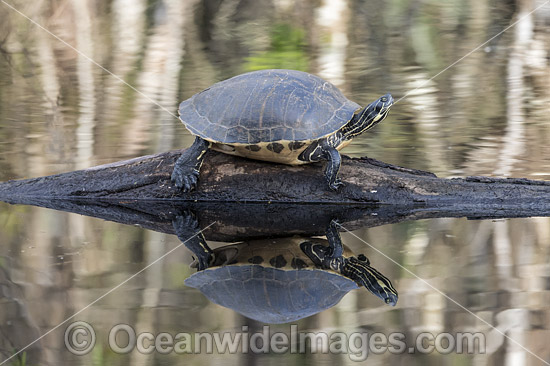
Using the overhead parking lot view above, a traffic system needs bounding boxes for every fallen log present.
[1,149,550,210]
[1,149,550,241]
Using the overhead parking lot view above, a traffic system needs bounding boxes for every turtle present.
[171,69,393,191]
[175,215,398,323]
[185,237,397,324]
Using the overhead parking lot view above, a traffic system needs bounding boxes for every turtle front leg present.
[171,137,211,192]
[300,220,346,272]
[325,219,344,257]
[172,210,213,271]
[298,138,344,190]
[323,147,344,190]
[300,240,344,272]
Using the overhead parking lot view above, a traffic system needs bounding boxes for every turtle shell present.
[184,237,358,324]
[179,69,361,145]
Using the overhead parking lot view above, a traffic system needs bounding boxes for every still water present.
[1,0,550,365]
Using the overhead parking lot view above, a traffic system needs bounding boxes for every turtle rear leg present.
[171,137,210,192]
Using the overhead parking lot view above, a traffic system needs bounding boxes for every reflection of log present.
[1,148,550,208]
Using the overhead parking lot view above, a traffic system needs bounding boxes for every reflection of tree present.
[0,0,547,176]
[0,262,41,364]
[101,0,147,150]
[315,0,348,87]
[244,23,309,72]
[129,0,190,155]
[198,0,274,77]
[346,0,389,100]
[71,0,96,170]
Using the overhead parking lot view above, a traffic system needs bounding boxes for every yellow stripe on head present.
[345,257,398,306]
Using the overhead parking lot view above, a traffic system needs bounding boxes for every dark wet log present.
[1,149,550,241]
[1,148,550,211]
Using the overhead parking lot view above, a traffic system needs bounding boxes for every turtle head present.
[363,93,393,127]
[343,256,398,306]
[301,242,398,306]
[344,93,393,138]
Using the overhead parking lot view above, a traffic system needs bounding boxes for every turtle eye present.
[381,97,387,102]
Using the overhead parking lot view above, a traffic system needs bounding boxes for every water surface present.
[1,0,550,365]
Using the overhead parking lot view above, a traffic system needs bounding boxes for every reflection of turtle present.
[185,237,359,323]
[178,218,398,323]
[171,69,393,191]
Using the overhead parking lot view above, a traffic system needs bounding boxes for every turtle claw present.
[329,178,344,191]
[173,209,199,230]
[189,253,213,271]
[329,219,341,230]
[182,176,191,191]
[171,166,199,192]
[195,254,213,271]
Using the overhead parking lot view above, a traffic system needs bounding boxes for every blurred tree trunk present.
[494,0,534,176]
[101,0,147,131]
[70,0,97,169]
[315,0,349,88]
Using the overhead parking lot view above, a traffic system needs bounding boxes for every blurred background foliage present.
[244,23,309,71]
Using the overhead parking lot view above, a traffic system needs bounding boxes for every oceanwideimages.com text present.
[65,321,485,361]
